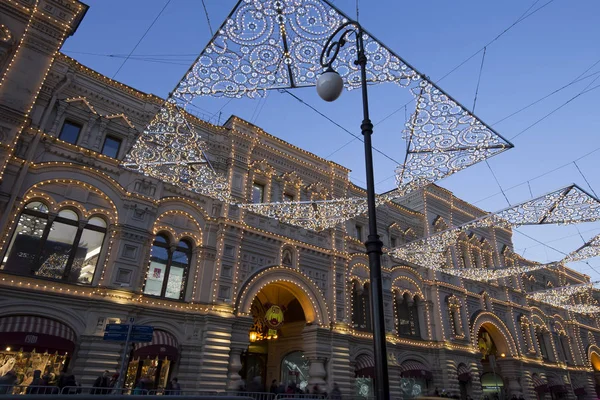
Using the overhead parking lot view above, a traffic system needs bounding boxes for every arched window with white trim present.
[1,202,107,284]
[143,234,192,300]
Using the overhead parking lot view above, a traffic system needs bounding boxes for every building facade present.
[0,1,599,399]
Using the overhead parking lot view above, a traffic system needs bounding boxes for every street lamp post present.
[317,21,390,400]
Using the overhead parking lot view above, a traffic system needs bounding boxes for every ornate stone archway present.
[236,266,330,327]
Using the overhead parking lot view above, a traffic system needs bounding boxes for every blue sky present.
[63,0,600,278]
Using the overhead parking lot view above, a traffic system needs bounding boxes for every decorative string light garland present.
[564,233,600,263]
[120,0,513,230]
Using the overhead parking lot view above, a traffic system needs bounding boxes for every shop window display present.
[280,351,309,392]
[143,235,191,300]
[1,202,107,284]
[125,357,171,392]
[0,349,68,394]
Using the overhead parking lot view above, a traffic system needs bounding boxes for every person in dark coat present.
[0,370,18,394]
[330,383,342,400]
[270,379,278,394]
[26,370,46,395]
[91,370,110,395]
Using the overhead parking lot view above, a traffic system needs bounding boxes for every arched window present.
[536,326,550,361]
[395,292,422,339]
[143,235,191,300]
[352,281,372,332]
[1,202,107,284]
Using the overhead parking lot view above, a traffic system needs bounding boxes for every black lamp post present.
[316,21,390,400]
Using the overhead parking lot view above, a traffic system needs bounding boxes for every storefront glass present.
[125,357,171,392]
[280,351,309,392]
[0,349,68,393]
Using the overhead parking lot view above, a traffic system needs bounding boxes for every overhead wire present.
[201,0,214,36]
[374,0,555,127]
[112,0,173,79]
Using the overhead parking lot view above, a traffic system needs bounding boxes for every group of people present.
[0,369,79,395]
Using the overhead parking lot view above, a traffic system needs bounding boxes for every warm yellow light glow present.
[5,347,10,351]
[501,353,506,358]
[248,330,257,343]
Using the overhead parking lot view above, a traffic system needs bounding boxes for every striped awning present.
[400,360,432,379]
[572,382,586,396]
[355,354,375,378]
[531,375,548,393]
[548,376,567,393]
[457,364,471,382]
[0,315,76,353]
[133,330,178,360]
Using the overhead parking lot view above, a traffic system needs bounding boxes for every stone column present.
[195,315,234,392]
[70,334,122,386]
[328,333,352,397]
[302,325,331,390]
[308,358,327,388]
[227,347,244,390]
[49,101,68,136]
[497,359,522,398]
[176,344,203,389]
[227,318,252,390]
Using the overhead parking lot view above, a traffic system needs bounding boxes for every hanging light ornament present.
[388,184,600,267]
[122,99,231,202]
[563,233,600,263]
[123,0,513,230]
[527,282,600,314]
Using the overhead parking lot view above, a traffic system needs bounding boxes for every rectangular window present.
[58,121,82,144]
[283,193,294,202]
[391,236,397,248]
[101,136,122,158]
[355,225,363,240]
[252,182,265,203]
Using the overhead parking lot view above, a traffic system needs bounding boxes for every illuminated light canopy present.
[121,100,231,202]
[564,233,600,263]
[389,230,459,267]
[489,184,600,226]
[527,282,600,314]
[132,0,511,208]
[239,197,385,231]
[438,262,559,282]
[388,184,600,267]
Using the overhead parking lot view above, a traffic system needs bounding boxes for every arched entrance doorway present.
[240,281,309,392]
[590,350,600,396]
[477,325,507,399]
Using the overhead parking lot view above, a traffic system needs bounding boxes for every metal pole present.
[357,28,391,400]
[116,318,134,391]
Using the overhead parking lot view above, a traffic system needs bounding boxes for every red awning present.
[457,364,471,382]
[548,376,568,393]
[0,315,76,353]
[133,330,178,360]
[355,354,374,378]
[531,375,548,393]
[400,360,432,379]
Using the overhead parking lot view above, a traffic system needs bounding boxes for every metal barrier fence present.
[0,388,374,399]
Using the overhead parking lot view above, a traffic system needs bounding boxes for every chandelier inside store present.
[122,0,513,231]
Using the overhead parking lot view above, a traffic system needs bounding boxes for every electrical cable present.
[201,0,214,36]
[573,161,599,198]
[510,79,600,140]
[472,47,487,113]
[280,89,403,165]
[112,0,173,79]
[374,0,555,127]
[473,146,600,205]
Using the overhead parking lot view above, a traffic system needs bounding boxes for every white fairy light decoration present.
[124,0,513,225]
[388,184,600,266]
[527,282,600,314]
[122,100,231,202]
[564,233,600,263]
